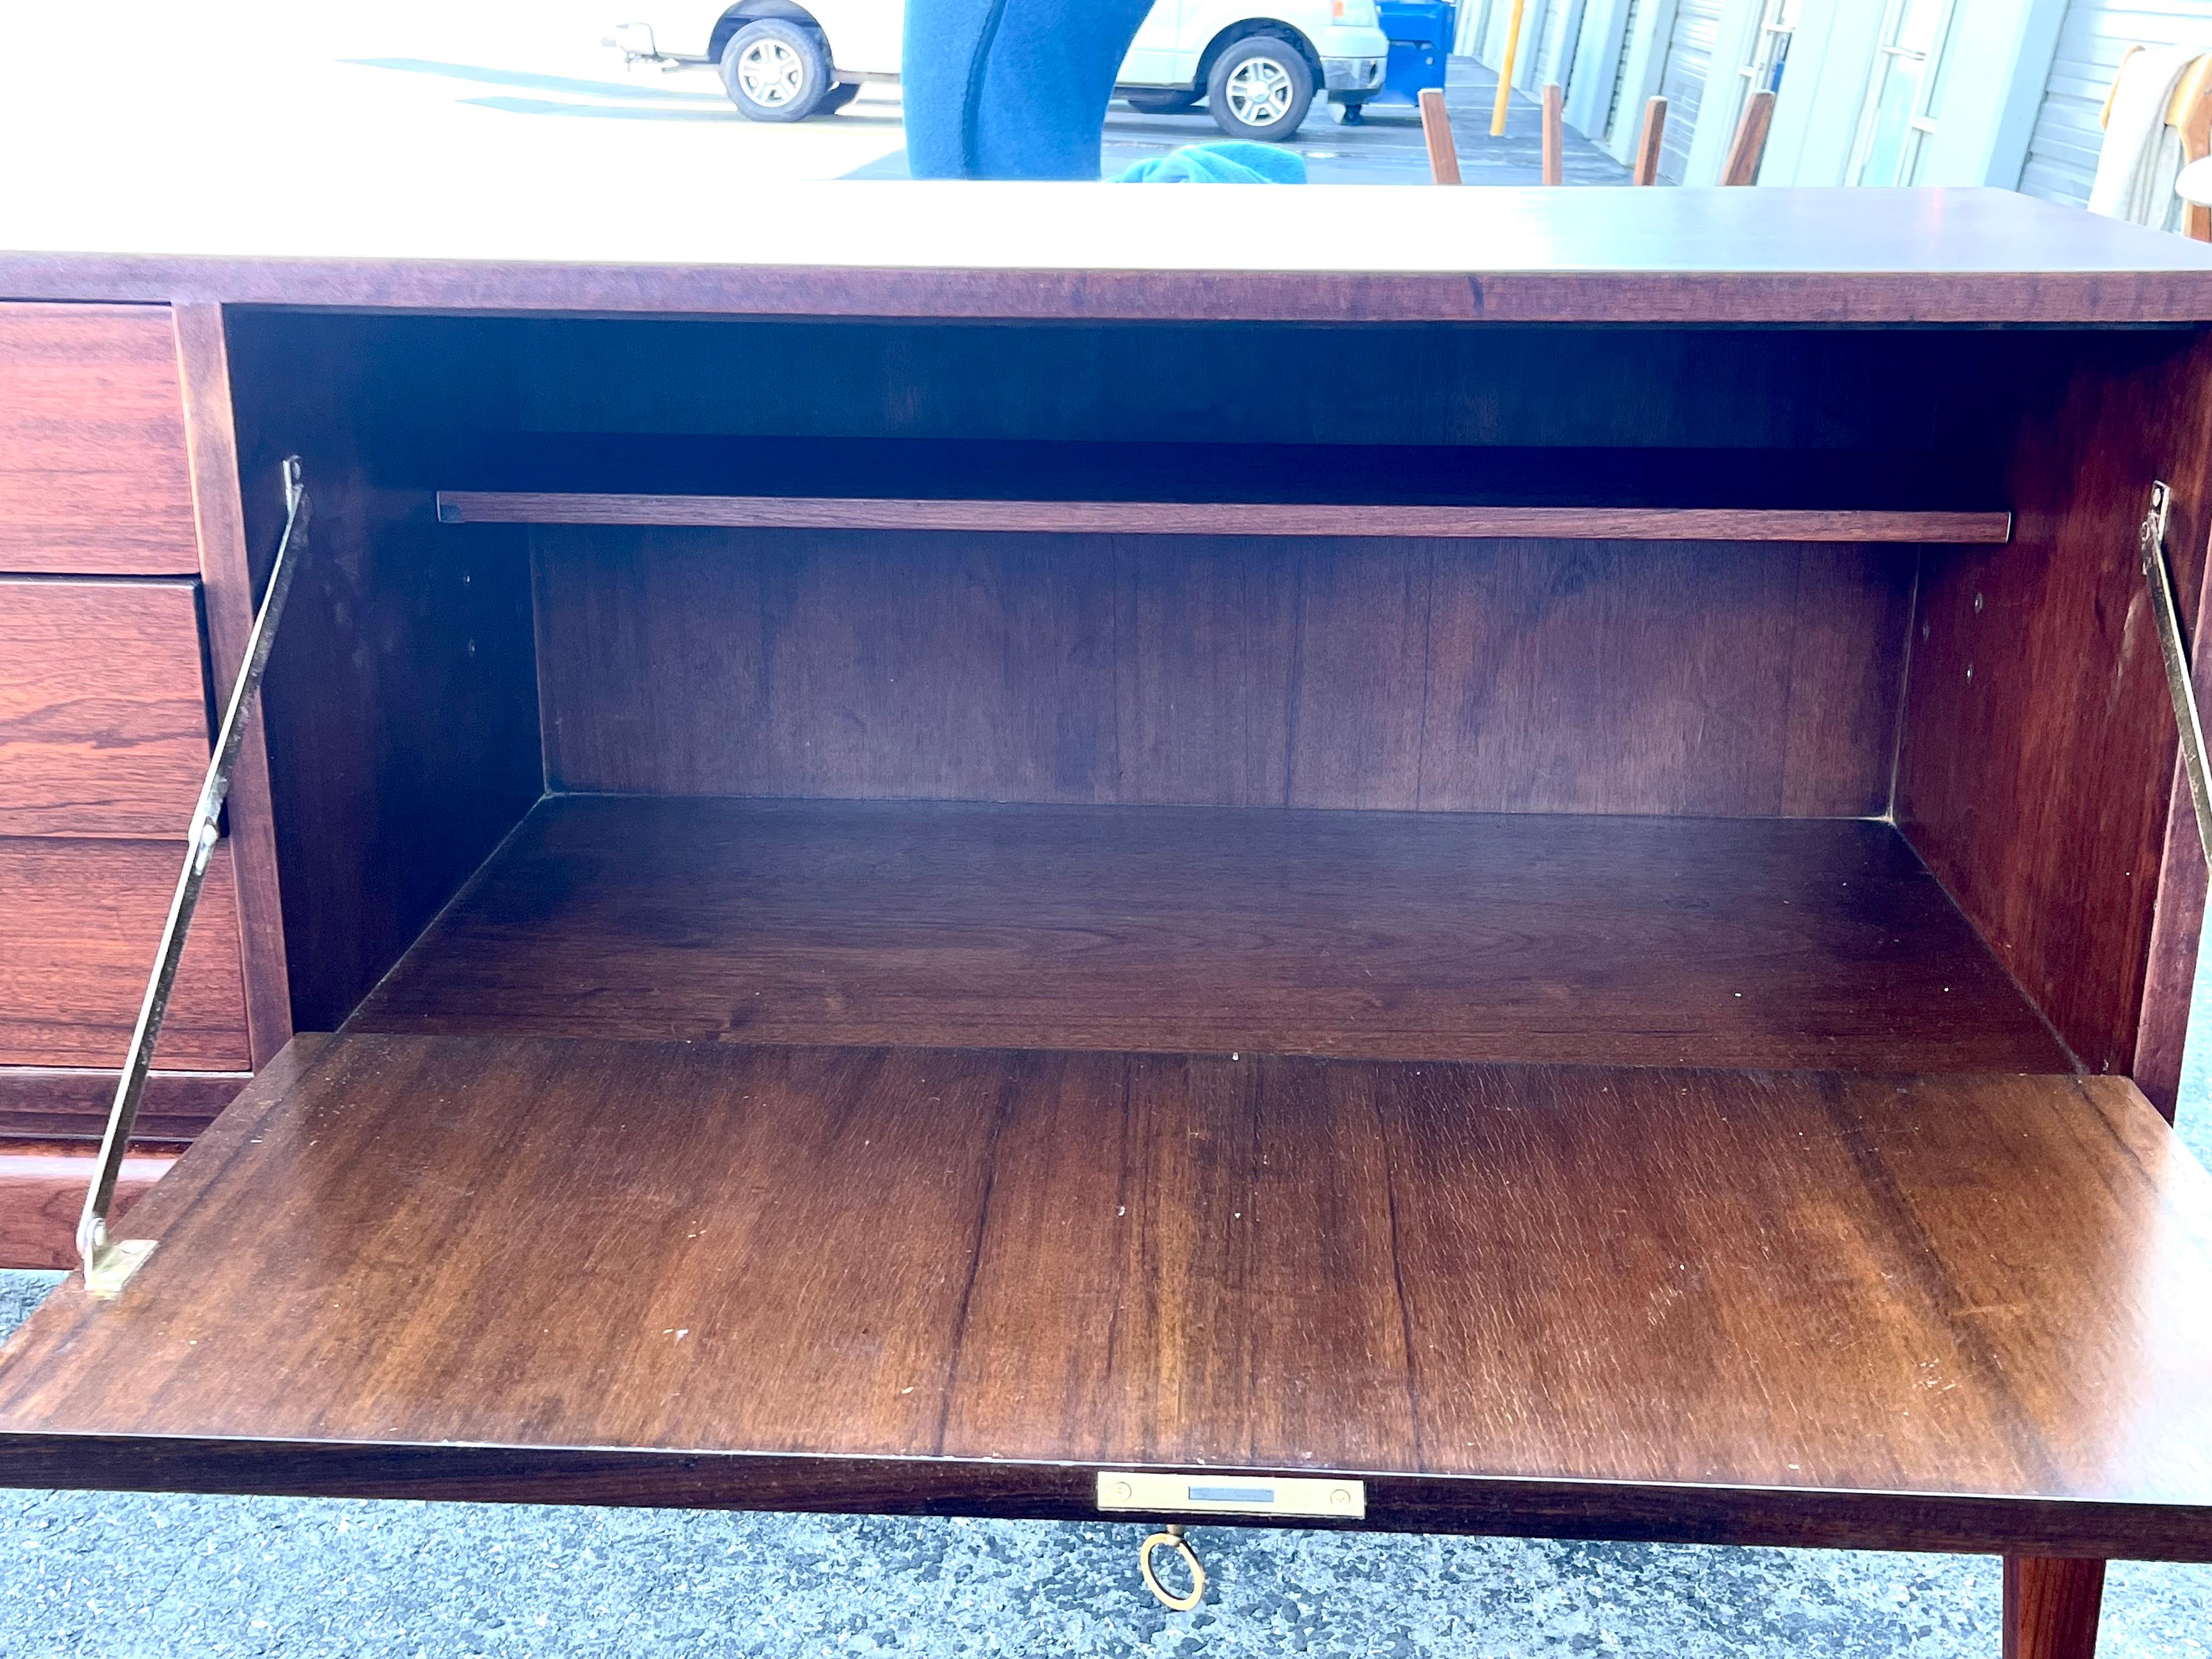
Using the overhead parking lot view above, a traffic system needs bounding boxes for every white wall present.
[1754,0,2068,188]
[1758,0,1882,184]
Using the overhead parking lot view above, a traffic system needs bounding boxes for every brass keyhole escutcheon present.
[1139,1523,1205,1612]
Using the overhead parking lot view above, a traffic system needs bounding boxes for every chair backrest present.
[1420,87,1462,185]
[1633,97,1668,186]
[2101,47,2212,240]
[1722,89,1775,187]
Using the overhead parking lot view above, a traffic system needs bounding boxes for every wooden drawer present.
[0,578,210,837]
[0,839,249,1070]
[0,1141,176,1272]
[0,304,199,576]
[0,1069,241,1143]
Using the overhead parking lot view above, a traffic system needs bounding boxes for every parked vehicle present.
[608,1,1387,142]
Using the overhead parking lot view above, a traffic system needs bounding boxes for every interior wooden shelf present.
[348,795,2067,1074]
[2,1033,2205,1555]
[432,438,2012,545]
[438,491,2008,544]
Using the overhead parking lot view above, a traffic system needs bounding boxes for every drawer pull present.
[79,458,313,1301]
[1138,1526,1205,1613]
[1096,1470,1365,1519]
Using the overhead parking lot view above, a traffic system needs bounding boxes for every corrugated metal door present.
[2021,0,2212,205]
[1519,0,1564,86]
[1605,0,1646,142]
[1657,0,1723,182]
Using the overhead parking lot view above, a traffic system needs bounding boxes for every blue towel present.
[903,0,1155,179]
[1114,142,1308,184]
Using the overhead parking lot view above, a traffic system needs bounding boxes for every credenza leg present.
[2002,1556,2106,1659]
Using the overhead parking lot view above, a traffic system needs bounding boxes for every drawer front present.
[0,1141,176,1272]
[0,304,200,576]
[0,578,210,837]
[0,1068,241,1143]
[0,839,249,1070]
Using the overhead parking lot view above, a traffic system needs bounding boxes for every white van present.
[608,2,1388,142]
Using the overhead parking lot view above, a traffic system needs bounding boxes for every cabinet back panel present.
[514,319,1951,453]
[535,528,1912,817]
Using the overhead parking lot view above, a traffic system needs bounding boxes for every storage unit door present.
[1657,0,1723,182]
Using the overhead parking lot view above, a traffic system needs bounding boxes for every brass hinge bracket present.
[78,459,313,1300]
[2141,481,2212,864]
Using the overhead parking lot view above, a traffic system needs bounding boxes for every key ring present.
[1138,1523,1205,1611]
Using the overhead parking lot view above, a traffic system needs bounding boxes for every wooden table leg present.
[2003,1557,2106,1659]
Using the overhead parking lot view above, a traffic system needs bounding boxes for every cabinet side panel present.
[1897,330,2212,1087]
[223,313,544,1032]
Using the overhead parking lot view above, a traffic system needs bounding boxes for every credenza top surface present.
[7,187,2212,324]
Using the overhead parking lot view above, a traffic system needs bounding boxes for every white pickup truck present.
[608,1,1387,141]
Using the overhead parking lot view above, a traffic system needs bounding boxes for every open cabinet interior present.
[6,302,2212,1557]
[219,311,2200,1084]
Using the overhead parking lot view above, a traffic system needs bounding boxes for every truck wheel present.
[1206,38,1313,142]
[720,20,832,122]
[1124,88,1201,113]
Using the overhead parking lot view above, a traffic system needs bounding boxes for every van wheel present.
[1206,39,1313,142]
[720,20,831,122]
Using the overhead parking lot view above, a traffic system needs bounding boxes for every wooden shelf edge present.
[436,491,2013,546]
[0,1436,2203,1560]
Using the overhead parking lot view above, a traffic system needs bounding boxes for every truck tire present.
[720,19,832,122]
[1206,38,1313,142]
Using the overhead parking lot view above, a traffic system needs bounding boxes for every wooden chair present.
[1722,88,1775,187]
[1633,96,1667,186]
[1418,81,1565,185]
[2100,47,2212,240]
[1419,87,1461,184]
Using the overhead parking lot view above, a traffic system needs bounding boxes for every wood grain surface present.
[532,531,1915,819]
[1899,330,2212,1079]
[0,1141,176,1272]
[0,304,199,575]
[0,839,249,1070]
[1,1034,2207,1559]
[2005,1557,2108,1659]
[441,492,2010,545]
[7,187,2212,324]
[347,796,2066,1075]
[176,303,292,1066]
[0,578,208,837]
[222,311,545,1034]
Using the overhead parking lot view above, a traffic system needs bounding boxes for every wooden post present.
[1541,83,1564,185]
[2002,1558,2105,1659]
[1721,88,1775,187]
[1420,88,1462,185]
[1633,95,1667,185]
[1491,0,1527,137]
